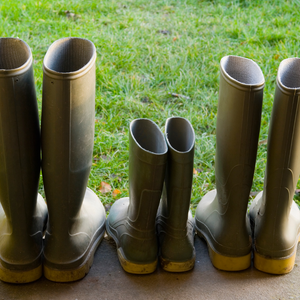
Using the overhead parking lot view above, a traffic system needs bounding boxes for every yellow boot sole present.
[198,231,251,271]
[0,262,42,284]
[160,255,195,272]
[117,248,157,274]
[253,235,300,275]
[44,233,104,282]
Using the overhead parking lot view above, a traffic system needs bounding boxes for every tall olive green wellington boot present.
[156,117,195,272]
[0,38,48,283]
[195,55,265,271]
[106,119,168,274]
[249,58,300,275]
[42,38,106,282]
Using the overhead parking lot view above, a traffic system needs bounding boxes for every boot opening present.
[131,119,167,154]
[0,38,30,70]
[44,38,95,73]
[278,58,300,89]
[221,56,264,85]
[166,117,194,152]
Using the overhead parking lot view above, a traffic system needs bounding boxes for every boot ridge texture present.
[0,38,48,283]
[106,119,168,274]
[42,38,106,282]
[156,117,196,272]
[195,55,264,271]
[249,58,300,274]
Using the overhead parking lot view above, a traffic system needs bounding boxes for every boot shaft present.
[42,38,96,232]
[216,56,264,216]
[128,119,168,230]
[161,117,195,229]
[0,38,40,233]
[259,58,300,229]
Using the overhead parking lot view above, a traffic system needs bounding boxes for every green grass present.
[1,0,300,211]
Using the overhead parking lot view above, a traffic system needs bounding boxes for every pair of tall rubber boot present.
[0,37,106,283]
[195,55,300,274]
[106,117,195,274]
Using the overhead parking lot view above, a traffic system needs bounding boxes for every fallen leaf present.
[99,182,112,193]
[168,92,190,100]
[112,189,121,197]
[258,139,267,145]
[274,54,280,60]
[193,168,198,175]
[173,37,177,42]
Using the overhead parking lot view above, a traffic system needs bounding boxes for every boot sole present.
[253,234,300,275]
[0,262,42,284]
[197,231,251,271]
[43,231,105,282]
[160,255,195,272]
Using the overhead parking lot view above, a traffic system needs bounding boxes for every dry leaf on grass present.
[258,139,268,145]
[112,189,121,197]
[99,182,112,193]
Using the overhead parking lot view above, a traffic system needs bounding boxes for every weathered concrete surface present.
[1,237,299,300]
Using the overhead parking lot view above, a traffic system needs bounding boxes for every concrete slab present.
[0,237,299,300]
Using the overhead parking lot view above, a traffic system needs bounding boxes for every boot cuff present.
[0,38,32,77]
[220,55,264,91]
[43,37,96,80]
[130,119,168,165]
[165,117,195,163]
[277,58,300,95]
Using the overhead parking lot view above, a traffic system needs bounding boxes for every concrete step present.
[1,237,299,299]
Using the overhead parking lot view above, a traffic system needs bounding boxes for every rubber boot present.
[195,55,265,271]
[156,117,195,272]
[106,119,168,274]
[0,38,48,283]
[249,58,300,275]
[42,38,106,282]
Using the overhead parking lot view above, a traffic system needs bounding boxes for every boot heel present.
[253,251,296,275]
[117,248,157,274]
[44,258,92,283]
[197,231,251,271]
[160,256,195,272]
[253,235,300,275]
[44,232,104,282]
[207,245,251,271]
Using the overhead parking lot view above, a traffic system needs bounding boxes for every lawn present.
[1,0,300,212]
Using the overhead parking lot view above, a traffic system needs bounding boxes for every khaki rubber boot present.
[249,58,300,275]
[195,55,265,271]
[42,38,106,282]
[156,117,195,272]
[106,119,168,274]
[0,38,48,283]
